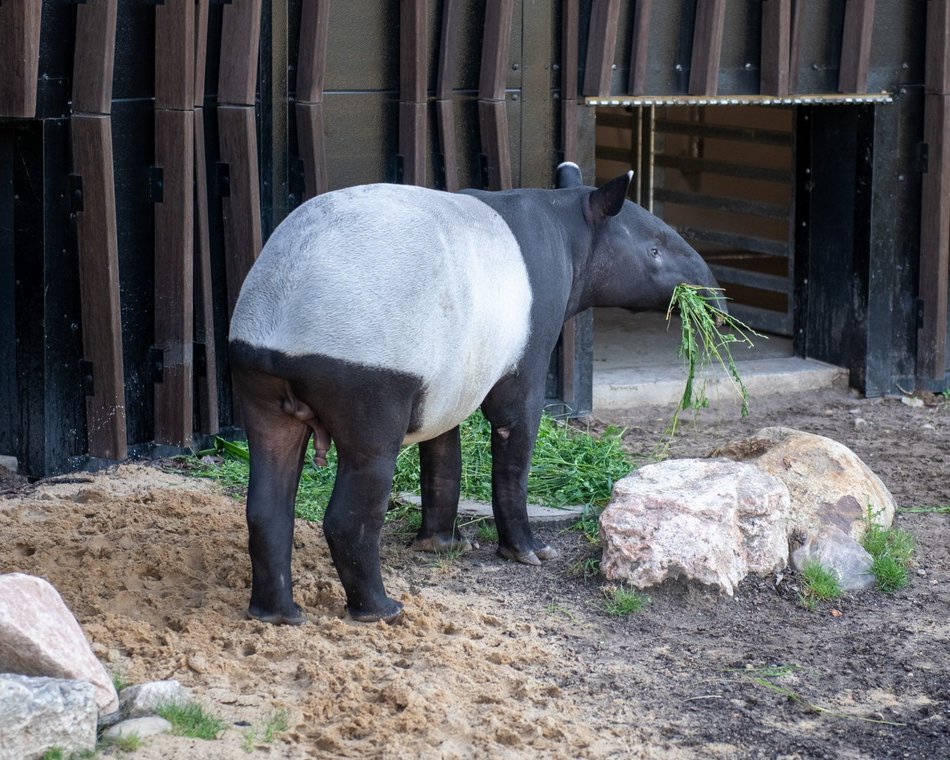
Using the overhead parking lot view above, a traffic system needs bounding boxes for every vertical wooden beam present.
[219,0,263,106]
[71,116,127,460]
[73,0,118,115]
[195,0,210,106]
[788,0,804,93]
[582,0,620,97]
[296,1,330,198]
[478,0,514,189]
[156,0,196,110]
[627,0,652,95]
[220,106,264,318]
[688,0,726,96]
[399,0,428,185]
[760,0,791,96]
[0,0,42,117]
[560,0,579,161]
[918,0,950,379]
[839,0,875,94]
[436,0,461,190]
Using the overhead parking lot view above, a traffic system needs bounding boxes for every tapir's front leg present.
[481,390,557,566]
[412,426,476,553]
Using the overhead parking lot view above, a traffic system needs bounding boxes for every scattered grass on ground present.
[110,670,129,694]
[104,732,142,753]
[862,514,915,593]
[156,701,225,741]
[243,708,290,752]
[602,585,650,616]
[567,555,601,580]
[797,559,843,610]
[897,504,950,514]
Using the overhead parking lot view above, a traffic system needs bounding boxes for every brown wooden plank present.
[195,0,210,106]
[219,105,263,317]
[561,0,579,160]
[399,101,427,186]
[71,114,128,460]
[435,99,460,191]
[478,99,512,189]
[760,0,791,96]
[788,0,803,92]
[838,0,875,94]
[193,108,218,433]
[688,0,727,96]
[72,0,118,115]
[926,0,950,95]
[399,0,427,185]
[154,108,195,446]
[155,0,196,110]
[627,0,652,95]
[296,0,330,103]
[219,0,263,106]
[295,102,328,199]
[0,0,42,117]
[479,0,514,101]
[582,0,620,97]
[436,0,461,100]
[917,93,950,378]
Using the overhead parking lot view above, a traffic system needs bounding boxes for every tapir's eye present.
[650,247,660,259]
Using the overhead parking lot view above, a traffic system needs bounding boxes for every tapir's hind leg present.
[411,426,476,553]
[235,370,311,625]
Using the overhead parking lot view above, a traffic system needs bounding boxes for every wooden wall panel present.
[760,0,791,96]
[296,0,330,105]
[195,0,210,106]
[0,0,42,117]
[73,0,118,115]
[628,0,652,95]
[71,115,128,460]
[479,0,514,189]
[399,0,428,185]
[193,108,218,434]
[839,0,875,93]
[219,0,263,106]
[436,0,461,190]
[153,109,195,446]
[582,0,620,97]
[219,106,263,317]
[296,103,328,198]
[155,0,196,110]
[688,0,727,95]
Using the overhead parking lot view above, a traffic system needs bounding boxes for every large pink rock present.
[0,573,118,714]
[599,459,790,594]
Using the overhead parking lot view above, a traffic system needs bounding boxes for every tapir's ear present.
[555,161,584,189]
[586,171,633,222]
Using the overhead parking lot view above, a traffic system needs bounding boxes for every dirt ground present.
[1,386,948,759]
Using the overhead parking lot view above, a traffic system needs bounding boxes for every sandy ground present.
[1,386,948,758]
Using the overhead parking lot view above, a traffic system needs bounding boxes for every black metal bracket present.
[148,166,164,203]
[148,347,165,384]
[67,174,84,213]
[917,142,930,174]
[80,360,95,397]
[216,162,231,198]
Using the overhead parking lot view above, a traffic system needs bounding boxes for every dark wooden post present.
[688,0,726,96]
[839,0,875,94]
[70,0,128,461]
[478,0,514,190]
[296,0,330,199]
[399,0,428,186]
[918,0,950,379]
[628,0,653,95]
[582,0,620,97]
[0,0,42,118]
[760,0,791,96]
[436,0,461,191]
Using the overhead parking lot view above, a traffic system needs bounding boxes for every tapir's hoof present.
[347,598,404,624]
[411,534,478,553]
[247,603,307,626]
[497,543,558,566]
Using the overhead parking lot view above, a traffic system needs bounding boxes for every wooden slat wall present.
[582,0,621,97]
[436,0,462,190]
[627,0,652,95]
[478,0,514,189]
[219,0,263,107]
[760,0,791,96]
[154,0,196,446]
[918,0,950,378]
[0,0,42,118]
[399,0,428,186]
[688,0,727,96]
[70,0,127,461]
[839,0,875,94]
[296,0,330,199]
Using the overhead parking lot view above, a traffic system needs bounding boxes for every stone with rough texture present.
[102,716,173,742]
[119,679,188,718]
[599,459,790,595]
[0,673,97,759]
[713,426,895,542]
[0,573,119,714]
[791,525,876,592]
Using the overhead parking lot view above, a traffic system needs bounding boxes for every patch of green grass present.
[156,701,225,741]
[105,733,142,752]
[898,505,950,514]
[40,750,65,760]
[862,515,915,593]
[194,410,631,523]
[111,670,129,694]
[243,708,290,752]
[546,602,578,622]
[602,585,649,616]
[467,517,498,544]
[798,559,843,609]
[567,555,601,580]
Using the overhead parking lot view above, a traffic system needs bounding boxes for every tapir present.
[228,162,723,624]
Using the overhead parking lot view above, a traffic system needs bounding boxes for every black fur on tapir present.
[228,163,723,624]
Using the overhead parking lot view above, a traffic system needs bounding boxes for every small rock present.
[119,680,188,718]
[791,525,876,592]
[901,396,924,408]
[103,716,172,742]
[853,418,869,428]
[0,674,97,759]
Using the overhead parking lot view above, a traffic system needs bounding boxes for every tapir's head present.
[556,163,726,316]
